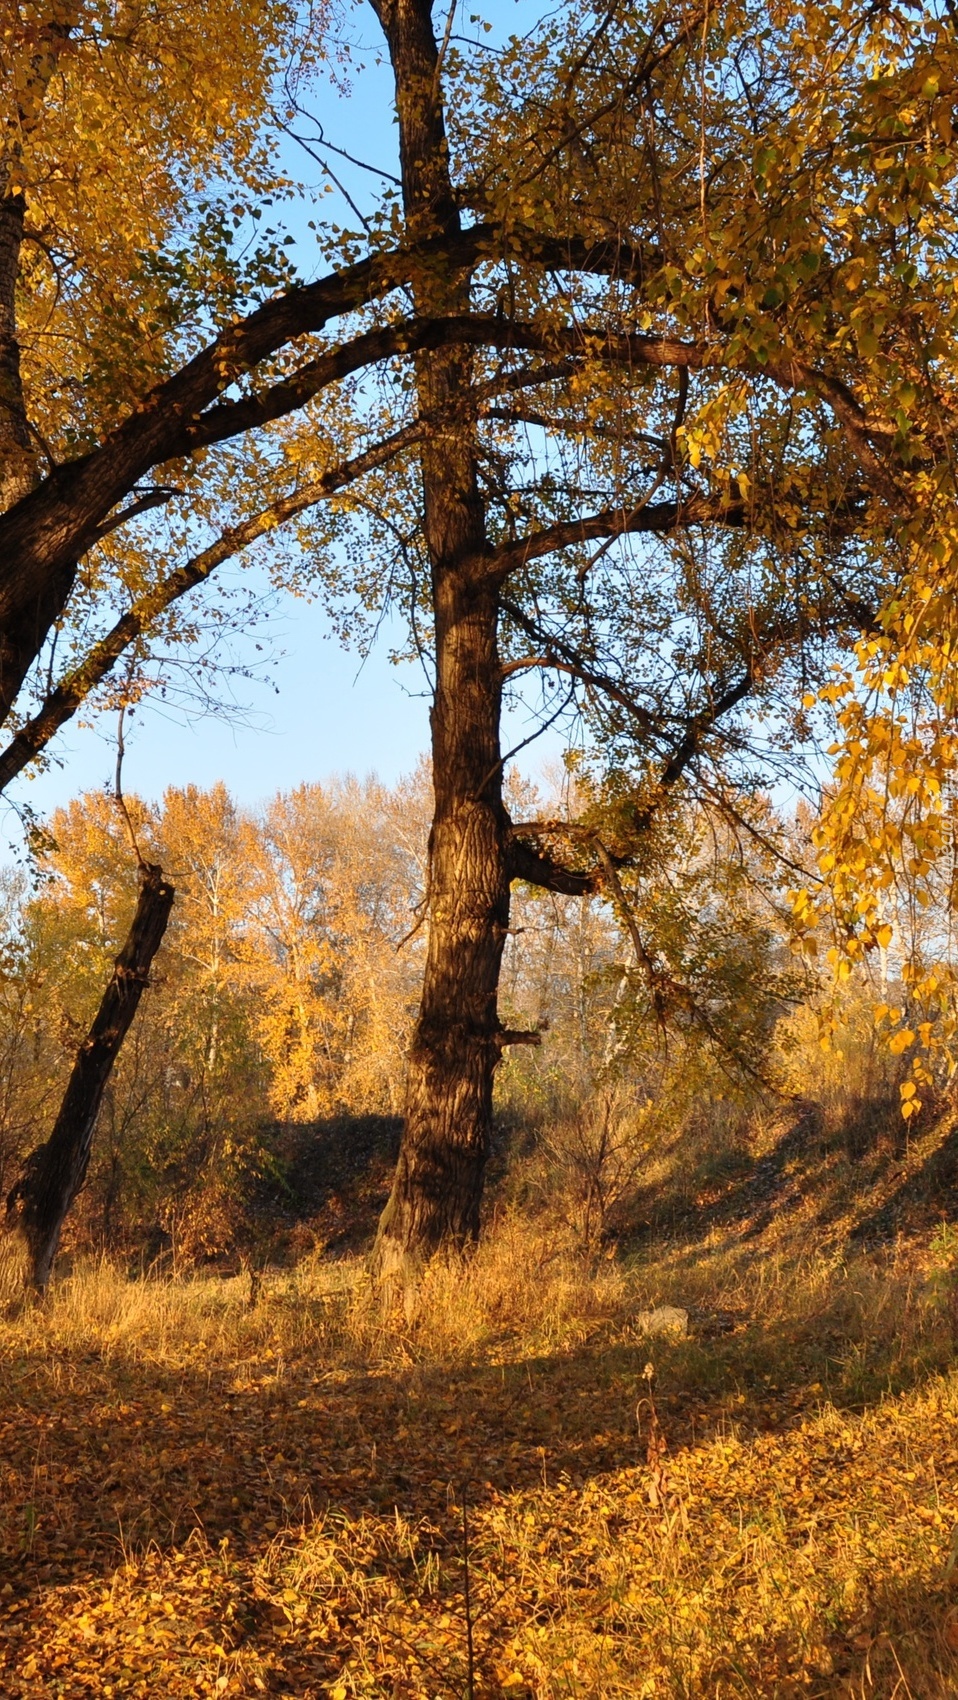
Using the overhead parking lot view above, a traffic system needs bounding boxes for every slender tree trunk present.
[1,9,76,511]
[0,191,38,511]
[370,0,512,1275]
[4,862,174,1293]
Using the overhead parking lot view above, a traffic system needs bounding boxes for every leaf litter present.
[0,1235,957,1698]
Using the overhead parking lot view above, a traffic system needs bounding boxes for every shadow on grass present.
[851,1109,958,1243]
[263,1113,403,1260]
[0,1279,951,1560]
[625,1101,830,1249]
[745,1570,958,1700]
[0,1284,954,1696]
[625,1092,958,1265]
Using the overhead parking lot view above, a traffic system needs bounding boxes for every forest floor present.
[2,1103,958,1698]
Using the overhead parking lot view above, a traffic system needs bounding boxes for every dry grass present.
[2,1216,627,1370]
[0,1212,957,1698]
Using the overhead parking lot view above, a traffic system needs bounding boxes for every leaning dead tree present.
[5,861,174,1294]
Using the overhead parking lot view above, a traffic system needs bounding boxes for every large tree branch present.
[171,314,695,457]
[491,487,747,579]
[184,311,895,540]
[507,833,600,896]
[182,320,902,516]
[0,225,652,555]
[0,425,418,795]
[0,234,905,721]
[0,286,898,614]
[0,229,651,717]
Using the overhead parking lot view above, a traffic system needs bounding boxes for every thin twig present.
[114,693,147,872]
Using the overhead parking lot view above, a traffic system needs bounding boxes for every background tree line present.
[1,765,939,1270]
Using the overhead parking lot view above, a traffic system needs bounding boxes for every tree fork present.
[4,861,174,1293]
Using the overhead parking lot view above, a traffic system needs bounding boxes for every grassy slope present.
[2,1107,958,1698]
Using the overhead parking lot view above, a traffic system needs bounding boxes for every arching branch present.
[0,223,905,723]
[0,424,419,795]
[491,486,747,580]
[0,229,653,717]
[172,315,697,458]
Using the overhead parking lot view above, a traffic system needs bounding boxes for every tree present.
[0,788,266,1272]
[239,778,425,1120]
[5,859,173,1292]
[1,1,956,1270]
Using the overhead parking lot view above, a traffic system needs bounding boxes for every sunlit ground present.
[1,1211,957,1698]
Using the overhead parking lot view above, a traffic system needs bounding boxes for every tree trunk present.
[376,573,512,1272]
[4,861,174,1293]
[370,0,511,1275]
[0,191,38,512]
[1,11,74,512]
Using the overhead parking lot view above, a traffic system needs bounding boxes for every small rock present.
[634,1305,689,1337]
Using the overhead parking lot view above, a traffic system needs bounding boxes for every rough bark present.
[4,862,174,1293]
[371,0,511,1275]
[376,569,513,1269]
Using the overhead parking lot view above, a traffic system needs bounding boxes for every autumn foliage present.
[5,0,958,1693]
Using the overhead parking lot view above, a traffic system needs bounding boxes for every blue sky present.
[1,1,558,851]
[4,595,434,830]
